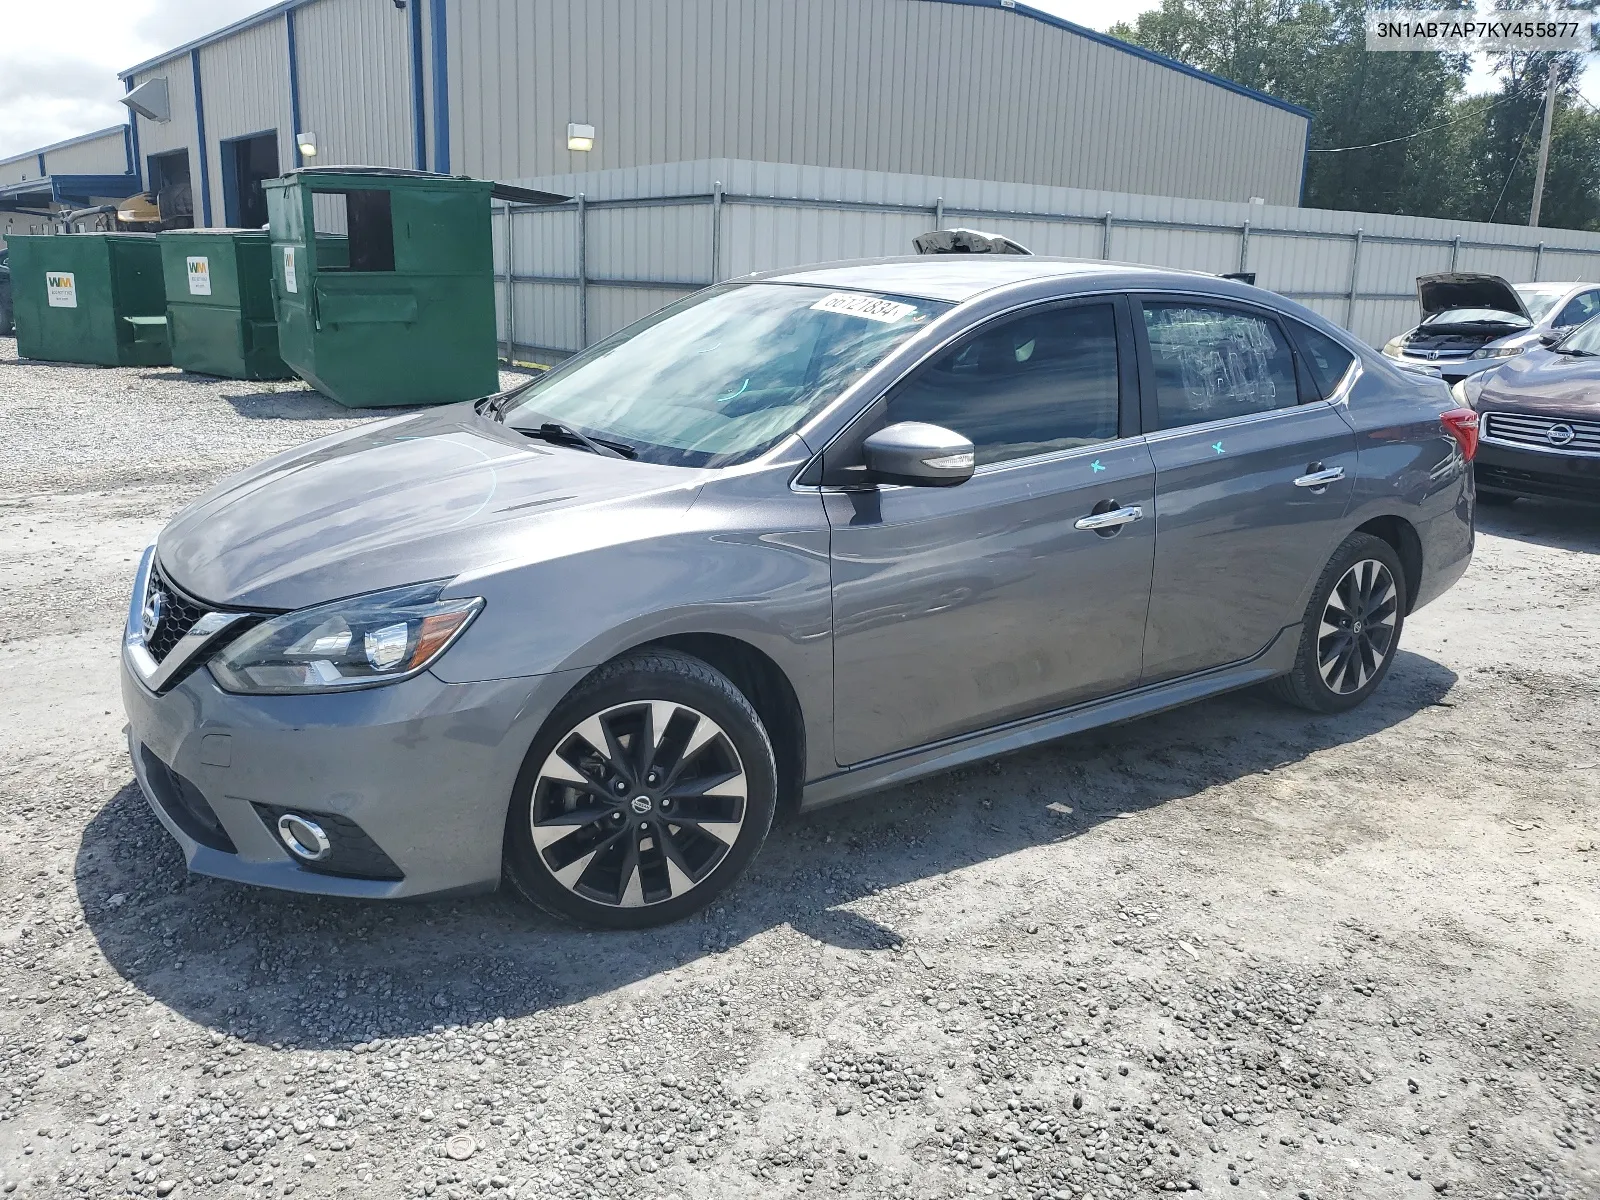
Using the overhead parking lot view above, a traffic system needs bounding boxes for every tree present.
[1109,0,1600,230]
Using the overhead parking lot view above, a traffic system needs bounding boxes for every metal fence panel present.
[494,158,1600,356]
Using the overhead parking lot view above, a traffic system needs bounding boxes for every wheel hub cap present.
[1316,558,1398,695]
[528,700,748,908]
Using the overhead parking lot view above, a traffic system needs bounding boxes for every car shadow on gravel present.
[221,391,418,421]
[75,649,1457,1050]
[1476,499,1600,552]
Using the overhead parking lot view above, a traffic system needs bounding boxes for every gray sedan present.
[121,257,1477,927]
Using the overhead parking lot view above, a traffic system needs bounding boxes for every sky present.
[1,0,1595,163]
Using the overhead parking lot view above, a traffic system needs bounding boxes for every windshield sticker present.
[46,271,77,308]
[282,246,297,294]
[810,292,918,324]
[186,256,211,296]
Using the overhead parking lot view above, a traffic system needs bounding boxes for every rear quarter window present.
[1291,322,1356,399]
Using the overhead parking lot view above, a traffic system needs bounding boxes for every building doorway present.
[147,150,194,227]
[220,132,279,228]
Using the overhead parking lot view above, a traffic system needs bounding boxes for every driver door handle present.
[1075,505,1144,531]
[1294,465,1345,488]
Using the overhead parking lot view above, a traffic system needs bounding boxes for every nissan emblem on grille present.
[1547,423,1577,447]
[141,587,165,645]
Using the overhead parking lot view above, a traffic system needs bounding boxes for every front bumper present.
[1385,353,1510,385]
[1476,441,1600,502]
[121,638,585,900]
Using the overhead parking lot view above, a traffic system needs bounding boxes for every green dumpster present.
[9,233,171,366]
[263,167,564,408]
[159,229,294,380]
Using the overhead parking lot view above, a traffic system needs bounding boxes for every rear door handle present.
[1294,466,1345,488]
[1075,505,1144,531]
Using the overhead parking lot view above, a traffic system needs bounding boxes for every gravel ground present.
[1,336,1597,1200]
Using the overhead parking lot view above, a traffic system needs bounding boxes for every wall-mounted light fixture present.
[567,123,595,153]
[296,131,319,158]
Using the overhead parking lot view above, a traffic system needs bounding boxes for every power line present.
[1489,102,1549,223]
[1307,88,1533,152]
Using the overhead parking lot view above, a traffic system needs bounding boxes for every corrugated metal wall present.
[295,0,416,170]
[495,159,1600,357]
[447,0,1307,205]
[40,130,129,176]
[197,14,294,225]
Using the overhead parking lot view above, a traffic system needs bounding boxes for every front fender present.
[432,476,835,776]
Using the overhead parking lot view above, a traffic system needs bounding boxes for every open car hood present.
[1417,273,1530,321]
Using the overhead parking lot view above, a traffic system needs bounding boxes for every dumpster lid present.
[284,166,568,205]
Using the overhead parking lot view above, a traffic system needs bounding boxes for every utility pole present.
[1529,63,1558,227]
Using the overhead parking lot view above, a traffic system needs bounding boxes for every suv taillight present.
[1440,408,1479,462]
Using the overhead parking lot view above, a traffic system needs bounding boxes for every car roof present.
[748,255,1258,305]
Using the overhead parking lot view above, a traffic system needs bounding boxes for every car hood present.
[1473,347,1600,416]
[157,406,704,610]
[1417,272,1530,321]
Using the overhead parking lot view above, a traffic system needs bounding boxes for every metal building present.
[0,127,138,243]
[60,0,1309,238]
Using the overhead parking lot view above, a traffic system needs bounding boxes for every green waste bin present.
[9,233,171,366]
[159,229,294,380]
[263,167,564,407]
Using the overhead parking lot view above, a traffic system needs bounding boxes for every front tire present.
[1269,532,1406,713]
[503,649,777,929]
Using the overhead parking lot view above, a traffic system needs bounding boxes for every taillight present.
[1440,408,1479,462]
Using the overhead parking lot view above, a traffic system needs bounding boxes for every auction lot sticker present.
[46,271,77,308]
[811,292,918,323]
[187,256,212,296]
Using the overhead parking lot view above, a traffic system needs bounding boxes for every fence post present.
[1102,211,1114,259]
[1533,241,1545,282]
[933,196,944,230]
[711,180,724,283]
[503,201,516,364]
[1345,228,1364,327]
[577,193,588,350]
[1239,221,1250,273]
[1450,235,1461,271]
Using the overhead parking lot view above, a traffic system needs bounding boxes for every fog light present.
[277,813,331,862]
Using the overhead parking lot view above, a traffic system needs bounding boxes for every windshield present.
[498,283,949,467]
[1556,315,1600,356]
[1515,285,1568,323]
[1421,307,1530,328]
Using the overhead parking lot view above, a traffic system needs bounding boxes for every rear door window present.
[1139,302,1299,431]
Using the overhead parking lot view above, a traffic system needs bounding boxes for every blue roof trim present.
[938,0,1314,120]
[0,125,132,168]
[116,0,1314,123]
[0,173,141,204]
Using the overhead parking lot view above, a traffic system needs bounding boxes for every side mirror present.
[1539,330,1564,347]
[862,422,975,487]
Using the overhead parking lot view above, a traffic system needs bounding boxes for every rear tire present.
[503,649,777,929]
[1269,532,1407,714]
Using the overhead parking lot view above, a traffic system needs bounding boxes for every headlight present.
[1469,344,1523,360]
[1381,336,1405,358]
[209,582,483,695]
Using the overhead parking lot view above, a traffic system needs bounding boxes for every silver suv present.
[122,257,1477,927]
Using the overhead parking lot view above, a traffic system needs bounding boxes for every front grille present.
[1401,347,1475,362]
[1481,411,1600,456]
[144,565,210,663]
[140,746,237,853]
[251,803,405,881]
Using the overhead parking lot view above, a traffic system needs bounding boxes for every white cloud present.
[0,0,269,160]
